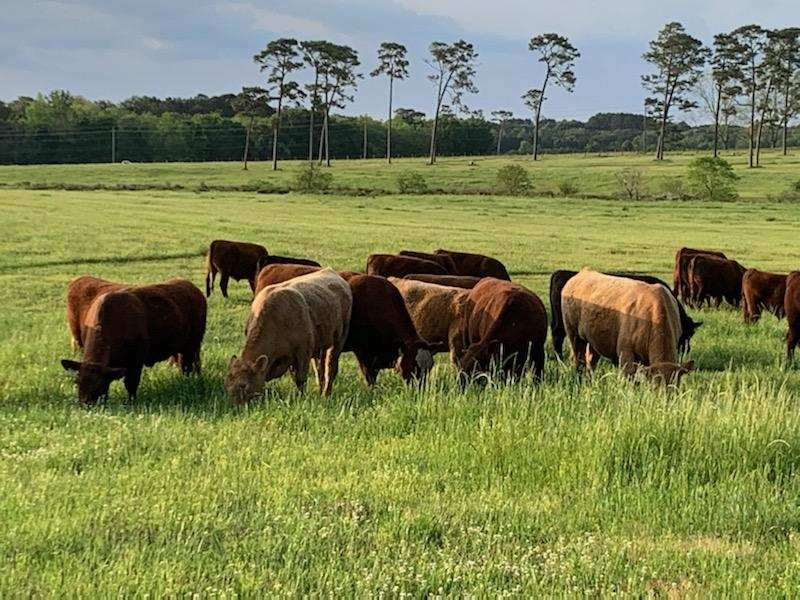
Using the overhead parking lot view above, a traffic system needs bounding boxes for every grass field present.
[2,168,800,595]
[2,150,800,200]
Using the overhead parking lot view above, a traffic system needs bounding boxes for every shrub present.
[292,162,333,193]
[686,156,739,201]
[558,180,579,197]
[396,171,428,194]
[496,165,532,195]
[616,168,647,200]
[791,179,800,193]
[658,177,686,200]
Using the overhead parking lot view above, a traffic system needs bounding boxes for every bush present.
[686,157,739,201]
[658,177,686,200]
[616,168,647,200]
[558,180,579,197]
[496,165,532,195]
[396,171,428,194]
[292,162,333,193]
[791,180,800,193]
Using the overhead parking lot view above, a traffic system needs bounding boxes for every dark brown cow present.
[255,264,434,385]
[366,254,447,278]
[66,276,128,350]
[61,279,207,404]
[402,274,483,289]
[742,268,787,323]
[688,254,746,308]
[205,239,268,297]
[785,272,800,360]
[255,254,321,274]
[398,250,458,274]
[434,249,511,280]
[673,247,727,303]
[458,278,547,381]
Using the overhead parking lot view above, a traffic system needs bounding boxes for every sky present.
[2,0,799,122]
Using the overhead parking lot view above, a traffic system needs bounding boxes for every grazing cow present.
[458,278,548,380]
[255,254,321,274]
[785,272,800,360]
[398,250,458,274]
[66,275,128,351]
[688,254,746,308]
[61,279,207,404]
[226,269,352,403]
[389,277,470,365]
[673,247,727,303]
[255,264,434,385]
[561,269,694,385]
[402,273,483,289]
[742,268,787,323]
[549,270,700,358]
[434,249,511,280]
[366,254,447,278]
[205,239,268,298]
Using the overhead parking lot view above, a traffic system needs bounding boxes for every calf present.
[226,269,352,402]
[399,250,458,274]
[673,247,727,303]
[66,275,128,350]
[255,264,434,385]
[785,272,800,360]
[205,239,268,297]
[366,254,447,278]
[434,249,511,280]
[458,278,548,381]
[742,268,787,323]
[402,273,483,289]
[61,279,207,404]
[688,254,746,308]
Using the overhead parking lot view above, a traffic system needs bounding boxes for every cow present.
[66,275,128,351]
[687,254,746,308]
[402,274,484,289]
[458,278,548,381]
[561,269,694,385]
[60,279,207,404]
[225,269,352,403]
[205,239,268,298]
[434,249,511,280]
[549,270,700,358]
[398,250,458,274]
[255,254,321,274]
[785,271,800,360]
[742,268,787,323]
[254,264,434,385]
[389,277,471,366]
[366,254,447,278]
[673,247,727,303]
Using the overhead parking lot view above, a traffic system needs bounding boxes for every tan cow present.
[389,277,470,365]
[561,268,694,385]
[226,268,352,403]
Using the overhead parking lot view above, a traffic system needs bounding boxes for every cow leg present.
[569,336,588,374]
[291,353,310,392]
[618,351,638,378]
[124,366,142,402]
[531,343,545,381]
[313,351,326,392]
[552,330,566,360]
[355,352,379,386]
[322,346,342,396]
[448,327,466,367]
[219,273,230,298]
[248,277,256,295]
[788,317,799,362]
[586,345,601,371]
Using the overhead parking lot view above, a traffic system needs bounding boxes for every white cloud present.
[215,2,331,37]
[142,37,168,51]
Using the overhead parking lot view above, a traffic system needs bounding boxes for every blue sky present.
[2,0,799,121]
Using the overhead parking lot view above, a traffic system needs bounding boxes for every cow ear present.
[693,321,703,329]
[682,360,695,372]
[61,359,82,372]
[229,355,238,368]
[254,355,269,374]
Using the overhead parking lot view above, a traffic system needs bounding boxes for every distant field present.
[2,150,800,199]
[2,186,800,595]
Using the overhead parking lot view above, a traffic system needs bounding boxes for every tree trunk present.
[784,78,791,156]
[387,76,393,164]
[325,108,331,167]
[713,85,722,158]
[429,78,444,165]
[242,117,252,170]
[362,116,367,159]
[271,94,283,171]
[533,108,542,161]
[496,123,503,155]
[755,78,773,167]
[318,108,326,164]
[748,72,757,168]
[308,106,315,162]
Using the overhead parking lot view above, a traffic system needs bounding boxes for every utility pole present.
[362,115,368,159]
[111,127,116,163]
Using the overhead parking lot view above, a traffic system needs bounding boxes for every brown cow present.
[742,268,787,323]
[255,264,434,385]
[402,274,484,289]
[434,249,511,280]
[366,254,447,278]
[205,239,268,297]
[399,250,458,274]
[688,254,746,308]
[255,254,321,274]
[66,276,128,351]
[673,247,727,303]
[458,278,548,381]
[61,279,207,404]
[785,272,800,360]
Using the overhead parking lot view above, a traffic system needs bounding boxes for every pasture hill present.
[2,154,800,595]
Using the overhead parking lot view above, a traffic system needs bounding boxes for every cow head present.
[459,339,503,377]
[61,359,126,405]
[225,354,268,404]
[396,343,434,383]
[643,360,695,386]
[680,319,702,353]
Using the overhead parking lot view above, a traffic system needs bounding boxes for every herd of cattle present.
[60,241,800,405]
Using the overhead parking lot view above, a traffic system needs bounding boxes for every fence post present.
[111,127,116,163]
